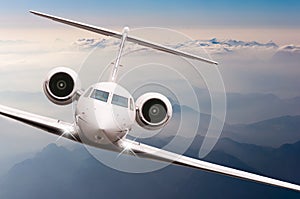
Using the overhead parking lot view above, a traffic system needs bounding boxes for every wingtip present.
[29,10,42,16]
[210,59,219,65]
[208,60,218,65]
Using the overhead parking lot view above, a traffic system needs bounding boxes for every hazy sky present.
[0,0,300,96]
[0,1,300,181]
[1,0,299,94]
[1,0,300,28]
[1,0,300,168]
[1,0,300,46]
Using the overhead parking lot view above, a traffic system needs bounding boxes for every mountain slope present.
[1,140,300,199]
[223,115,300,147]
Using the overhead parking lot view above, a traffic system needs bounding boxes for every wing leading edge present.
[0,104,81,142]
[119,139,300,192]
[29,10,218,65]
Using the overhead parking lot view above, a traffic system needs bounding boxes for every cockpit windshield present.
[90,89,109,102]
[111,94,128,108]
[90,89,128,108]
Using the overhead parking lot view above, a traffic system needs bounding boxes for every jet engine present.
[43,67,80,105]
[135,93,172,130]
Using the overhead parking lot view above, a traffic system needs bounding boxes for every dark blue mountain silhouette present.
[1,138,300,199]
[224,115,300,147]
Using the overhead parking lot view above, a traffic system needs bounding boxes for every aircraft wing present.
[119,138,300,192]
[0,104,81,142]
[29,10,218,65]
[1,103,299,192]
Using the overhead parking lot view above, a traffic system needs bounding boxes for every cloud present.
[0,40,30,45]
[272,44,300,64]
[0,39,90,93]
[0,39,73,54]
[1,36,300,98]
[0,40,41,54]
[277,44,300,53]
[72,38,120,50]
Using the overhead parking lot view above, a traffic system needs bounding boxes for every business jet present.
[0,10,299,192]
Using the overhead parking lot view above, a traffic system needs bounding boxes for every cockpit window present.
[112,94,128,108]
[130,98,134,111]
[90,89,109,102]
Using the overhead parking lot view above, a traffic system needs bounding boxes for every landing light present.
[117,140,137,158]
[56,127,78,142]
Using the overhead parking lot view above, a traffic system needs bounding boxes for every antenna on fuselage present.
[110,27,129,82]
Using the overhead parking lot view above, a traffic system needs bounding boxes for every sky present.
[0,0,300,178]
[1,0,300,27]
[0,0,299,103]
[1,0,300,45]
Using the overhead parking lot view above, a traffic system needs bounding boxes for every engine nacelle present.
[43,67,80,105]
[135,92,172,130]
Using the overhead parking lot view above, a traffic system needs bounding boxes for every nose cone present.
[76,100,121,145]
[92,102,129,143]
[93,102,117,131]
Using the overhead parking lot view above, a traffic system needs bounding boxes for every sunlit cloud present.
[1,36,300,98]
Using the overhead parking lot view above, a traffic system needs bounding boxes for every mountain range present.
[223,115,300,147]
[71,37,300,62]
[0,104,300,198]
[1,136,300,199]
[192,88,300,124]
[72,37,279,53]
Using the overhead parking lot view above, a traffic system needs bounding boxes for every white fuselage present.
[75,82,136,147]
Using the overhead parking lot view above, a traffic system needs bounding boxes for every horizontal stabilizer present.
[30,10,218,65]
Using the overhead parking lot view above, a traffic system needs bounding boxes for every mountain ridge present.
[1,137,300,199]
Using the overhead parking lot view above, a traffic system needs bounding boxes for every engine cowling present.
[43,67,80,105]
[135,92,172,130]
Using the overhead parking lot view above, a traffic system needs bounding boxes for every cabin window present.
[112,94,128,108]
[90,89,109,102]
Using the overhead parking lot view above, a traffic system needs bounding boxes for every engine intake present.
[43,67,80,105]
[136,93,172,130]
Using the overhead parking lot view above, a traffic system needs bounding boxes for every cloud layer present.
[1,36,300,97]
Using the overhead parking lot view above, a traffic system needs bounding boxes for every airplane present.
[0,10,299,192]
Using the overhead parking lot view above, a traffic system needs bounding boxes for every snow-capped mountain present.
[172,38,279,55]
[72,37,280,55]
[72,38,120,50]
[177,38,278,48]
